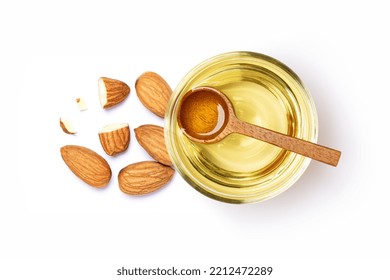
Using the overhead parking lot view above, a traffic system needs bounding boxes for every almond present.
[135,72,172,118]
[60,145,111,187]
[134,124,172,166]
[60,117,77,134]
[98,77,130,109]
[98,123,130,156]
[118,161,174,195]
[76,97,88,111]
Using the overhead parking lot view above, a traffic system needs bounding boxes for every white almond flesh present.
[98,78,108,108]
[76,97,88,111]
[100,123,128,132]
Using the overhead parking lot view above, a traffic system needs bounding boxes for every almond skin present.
[99,123,130,156]
[98,77,130,109]
[60,145,111,187]
[118,161,174,195]
[134,124,172,166]
[135,72,172,118]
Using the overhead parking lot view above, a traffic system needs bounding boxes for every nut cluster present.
[60,72,175,195]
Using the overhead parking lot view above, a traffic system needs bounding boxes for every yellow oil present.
[165,52,317,203]
[185,73,295,180]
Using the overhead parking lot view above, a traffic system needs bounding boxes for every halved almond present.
[98,77,130,109]
[98,123,130,156]
[59,117,77,134]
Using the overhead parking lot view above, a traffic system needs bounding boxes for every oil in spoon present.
[178,88,228,140]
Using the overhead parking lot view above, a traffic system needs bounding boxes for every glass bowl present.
[165,51,318,203]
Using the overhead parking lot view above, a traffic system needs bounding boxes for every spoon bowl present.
[178,86,231,143]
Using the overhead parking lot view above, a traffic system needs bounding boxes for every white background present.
[1,0,389,279]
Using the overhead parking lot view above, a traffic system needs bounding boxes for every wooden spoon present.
[177,86,341,167]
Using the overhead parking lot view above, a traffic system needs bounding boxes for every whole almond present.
[118,161,174,195]
[99,123,130,156]
[135,72,172,118]
[61,145,111,187]
[134,124,172,166]
[98,77,130,109]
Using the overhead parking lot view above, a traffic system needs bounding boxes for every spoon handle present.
[233,119,341,166]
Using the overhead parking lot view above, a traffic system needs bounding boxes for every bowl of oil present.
[165,51,318,203]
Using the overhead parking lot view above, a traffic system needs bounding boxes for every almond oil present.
[165,52,318,203]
